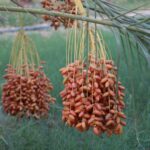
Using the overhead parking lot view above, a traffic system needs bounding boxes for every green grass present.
[0,30,150,150]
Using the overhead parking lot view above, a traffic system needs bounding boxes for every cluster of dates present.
[2,64,55,119]
[41,0,79,29]
[60,55,126,136]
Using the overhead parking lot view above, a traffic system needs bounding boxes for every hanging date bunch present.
[60,25,126,136]
[41,0,84,29]
[2,30,55,119]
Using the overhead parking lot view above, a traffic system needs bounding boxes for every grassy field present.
[0,30,149,150]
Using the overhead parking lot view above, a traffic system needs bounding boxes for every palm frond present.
[91,0,150,67]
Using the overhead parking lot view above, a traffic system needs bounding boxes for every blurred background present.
[0,0,150,150]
